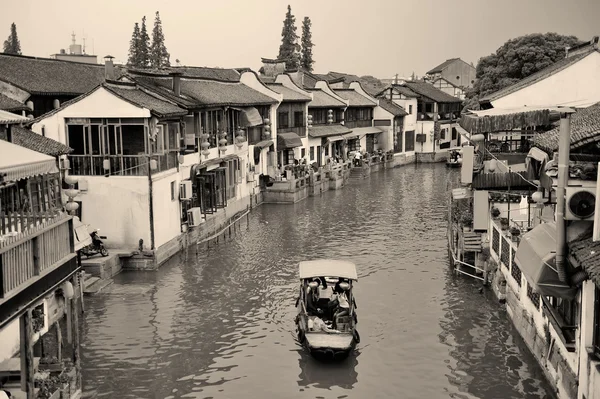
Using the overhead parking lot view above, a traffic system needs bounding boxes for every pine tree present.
[127,22,141,67]
[150,11,170,69]
[3,23,22,55]
[139,16,151,68]
[300,17,314,72]
[277,5,300,71]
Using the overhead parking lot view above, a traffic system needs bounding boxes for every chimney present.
[565,46,570,58]
[104,55,115,81]
[170,71,183,96]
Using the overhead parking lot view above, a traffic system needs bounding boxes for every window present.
[171,181,176,201]
[301,148,306,158]
[310,146,315,161]
[394,131,403,153]
[440,129,446,140]
[405,130,415,151]
[452,127,457,140]
[408,105,413,114]
[278,112,289,129]
[294,111,304,128]
[347,139,359,152]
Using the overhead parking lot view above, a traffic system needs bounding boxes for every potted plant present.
[490,207,501,219]
[461,212,473,229]
[39,356,62,372]
[510,226,521,242]
[499,217,509,230]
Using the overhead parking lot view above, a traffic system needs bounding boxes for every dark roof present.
[265,83,311,102]
[127,66,240,82]
[7,125,72,156]
[259,75,277,84]
[308,89,346,108]
[0,93,30,112]
[481,49,599,102]
[569,232,600,288]
[378,98,408,116]
[0,53,107,95]
[333,89,376,107]
[0,109,28,124]
[375,85,420,98]
[426,58,461,74]
[308,124,352,138]
[404,81,462,103]
[299,72,319,89]
[104,82,188,118]
[134,76,277,108]
[533,102,600,153]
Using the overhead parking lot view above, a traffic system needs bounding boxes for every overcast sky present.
[1,0,598,79]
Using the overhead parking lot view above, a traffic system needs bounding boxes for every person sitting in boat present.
[332,283,351,330]
[306,280,324,316]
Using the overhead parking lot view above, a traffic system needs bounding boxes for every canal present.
[80,163,555,399]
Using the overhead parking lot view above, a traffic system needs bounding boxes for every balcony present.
[67,151,179,176]
[0,213,75,301]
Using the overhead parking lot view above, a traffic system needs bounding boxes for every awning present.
[73,216,93,251]
[351,126,385,136]
[277,132,303,149]
[253,139,273,149]
[343,131,359,140]
[308,124,351,139]
[514,222,578,299]
[527,147,549,163]
[0,109,29,124]
[236,107,263,127]
[459,106,572,135]
[0,140,59,181]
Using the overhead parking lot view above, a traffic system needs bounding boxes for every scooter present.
[81,228,109,258]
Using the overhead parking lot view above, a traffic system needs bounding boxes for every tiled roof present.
[0,93,31,112]
[259,76,277,84]
[308,124,352,138]
[569,232,600,288]
[333,89,376,107]
[375,85,420,99]
[6,126,72,156]
[104,83,188,118]
[265,83,311,102]
[0,53,107,95]
[404,81,462,103]
[134,76,277,108]
[299,72,319,89]
[481,50,598,102]
[427,58,460,74]
[533,102,600,153]
[378,98,407,116]
[0,109,29,124]
[127,66,240,82]
[308,89,346,108]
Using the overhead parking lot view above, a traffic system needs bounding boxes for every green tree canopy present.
[150,11,170,68]
[127,22,141,67]
[300,17,314,72]
[3,22,22,55]
[463,32,583,111]
[278,5,300,71]
[139,16,151,68]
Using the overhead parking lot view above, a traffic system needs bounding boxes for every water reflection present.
[297,350,359,391]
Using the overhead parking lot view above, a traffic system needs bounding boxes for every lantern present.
[235,127,245,148]
[488,158,497,172]
[202,149,210,158]
[263,118,271,140]
[470,134,485,142]
[307,114,313,128]
[178,154,185,164]
[532,190,544,204]
[61,281,74,299]
[150,159,158,170]
[62,158,70,170]
[65,202,79,212]
[327,109,333,124]
[103,159,111,171]
[64,175,78,185]
[53,99,60,109]
[64,189,79,199]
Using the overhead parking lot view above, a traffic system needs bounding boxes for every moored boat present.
[294,259,360,360]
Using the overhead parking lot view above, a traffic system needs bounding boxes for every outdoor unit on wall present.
[180,180,192,200]
[565,186,596,221]
[187,207,202,227]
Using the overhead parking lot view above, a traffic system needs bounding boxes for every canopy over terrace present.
[0,140,59,182]
[458,106,570,135]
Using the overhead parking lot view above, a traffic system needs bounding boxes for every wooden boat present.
[446,149,463,168]
[294,259,360,360]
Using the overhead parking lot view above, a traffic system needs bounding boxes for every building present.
[49,33,98,65]
[0,113,84,399]
[332,87,378,154]
[0,53,108,117]
[479,36,600,110]
[425,58,476,89]
[430,77,466,100]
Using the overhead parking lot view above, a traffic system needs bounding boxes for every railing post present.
[0,254,3,298]
[32,236,40,276]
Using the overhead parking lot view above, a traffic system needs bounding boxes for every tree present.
[463,32,583,111]
[139,16,151,68]
[150,11,170,68]
[3,23,21,55]
[127,22,141,67]
[277,5,300,71]
[300,17,314,72]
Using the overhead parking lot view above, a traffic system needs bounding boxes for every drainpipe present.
[147,154,156,251]
[555,112,573,283]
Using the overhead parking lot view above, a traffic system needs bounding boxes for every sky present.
[1,0,599,79]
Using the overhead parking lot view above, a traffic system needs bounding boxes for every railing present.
[344,120,372,129]
[0,213,73,298]
[68,152,179,176]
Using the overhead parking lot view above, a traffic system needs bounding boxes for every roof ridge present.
[0,52,105,68]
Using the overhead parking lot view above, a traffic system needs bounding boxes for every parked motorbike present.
[81,228,109,258]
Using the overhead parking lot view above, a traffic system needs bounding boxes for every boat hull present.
[446,162,461,168]
[302,331,356,361]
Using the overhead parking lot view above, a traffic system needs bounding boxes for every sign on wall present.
[473,190,489,231]
[461,146,474,185]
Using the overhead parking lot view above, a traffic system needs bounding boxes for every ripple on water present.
[81,165,555,399]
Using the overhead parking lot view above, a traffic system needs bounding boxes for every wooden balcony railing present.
[344,120,372,129]
[68,152,179,176]
[0,213,74,299]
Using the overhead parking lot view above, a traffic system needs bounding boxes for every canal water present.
[80,163,555,399]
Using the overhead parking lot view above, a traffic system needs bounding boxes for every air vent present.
[566,188,596,220]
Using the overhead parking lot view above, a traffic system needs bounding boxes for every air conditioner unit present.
[180,180,192,200]
[187,207,202,227]
[565,186,596,221]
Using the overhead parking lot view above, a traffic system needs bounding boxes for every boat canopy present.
[298,259,358,281]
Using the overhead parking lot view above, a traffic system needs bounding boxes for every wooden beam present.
[19,310,34,398]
